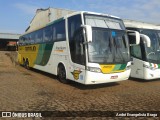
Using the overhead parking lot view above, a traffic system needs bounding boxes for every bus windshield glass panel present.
[141,29,160,64]
[84,14,130,63]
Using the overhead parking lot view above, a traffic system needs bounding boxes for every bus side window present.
[22,36,25,45]
[35,30,43,43]
[74,29,85,65]
[57,20,65,41]
[53,27,56,41]
[29,33,35,44]
[31,33,35,44]
[44,26,53,42]
[19,37,23,46]
[52,20,66,41]
[24,35,28,45]
[68,14,85,65]
[158,32,160,47]
[130,45,142,59]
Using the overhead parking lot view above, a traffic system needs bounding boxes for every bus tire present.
[25,59,30,70]
[57,64,68,84]
[23,59,26,67]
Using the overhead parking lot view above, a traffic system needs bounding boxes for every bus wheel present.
[25,60,30,70]
[58,64,68,84]
[23,59,26,67]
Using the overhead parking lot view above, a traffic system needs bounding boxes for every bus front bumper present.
[144,69,160,80]
[84,69,131,85]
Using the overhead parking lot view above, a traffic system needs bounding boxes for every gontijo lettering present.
[25,46,36,51]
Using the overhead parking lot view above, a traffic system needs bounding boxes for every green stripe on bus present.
[47,18,64,26]
[39,43,54,66]
[119,64,127,70]
[35,44,46,65]
[113,64,121,71]
[158,64,160,68]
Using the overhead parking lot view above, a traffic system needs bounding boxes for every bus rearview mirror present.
[127,30,140,45]
[140,34,151,47]
[81,25,92,43]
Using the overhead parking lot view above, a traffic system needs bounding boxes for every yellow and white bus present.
[18,11,139,84]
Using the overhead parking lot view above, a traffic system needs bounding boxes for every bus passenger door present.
[130,43,144,79]
[68,15,86,83]
[70,29,86,83]
[131,57,144,79]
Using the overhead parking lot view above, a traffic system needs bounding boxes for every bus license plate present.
[111,75,118,79]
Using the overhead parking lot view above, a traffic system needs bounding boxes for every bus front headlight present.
[143,64,150,69]
[86,67,101,73]
[126,65,131,70]
[143,64,156,70]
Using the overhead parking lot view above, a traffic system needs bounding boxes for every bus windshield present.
[84,14,130,63]
[87,28,130,63]
[140,29,160,63]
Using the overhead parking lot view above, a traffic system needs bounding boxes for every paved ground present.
[0,51,160,120]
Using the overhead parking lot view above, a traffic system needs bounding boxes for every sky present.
[0,0,160,34]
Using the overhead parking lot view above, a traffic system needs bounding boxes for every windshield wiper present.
[113,38,126,62]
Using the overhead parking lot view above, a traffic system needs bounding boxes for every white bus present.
[18,11,139,84]
[124,20,160,80]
